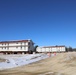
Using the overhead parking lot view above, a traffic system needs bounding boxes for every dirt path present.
[0,52,76,75]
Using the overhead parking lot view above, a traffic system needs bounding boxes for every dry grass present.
[0,58,6,62]
[0,52,76,75]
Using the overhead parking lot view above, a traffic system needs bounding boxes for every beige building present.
[36,45,66,53]
[0,39,34,54]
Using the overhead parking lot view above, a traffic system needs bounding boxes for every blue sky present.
[0,0,76,48]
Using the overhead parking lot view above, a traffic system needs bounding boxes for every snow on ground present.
[0,53,49,70]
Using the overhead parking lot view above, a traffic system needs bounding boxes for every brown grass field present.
[0,52,76,75]
[0,58,6,62]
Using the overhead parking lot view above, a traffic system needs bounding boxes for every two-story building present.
[0,39,34,54]
[36,45,66,53]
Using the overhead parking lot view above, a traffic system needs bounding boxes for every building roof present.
[0,39,31,43]
[42,45,65,48]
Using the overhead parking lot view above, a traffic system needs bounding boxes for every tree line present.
[66,47,76,52]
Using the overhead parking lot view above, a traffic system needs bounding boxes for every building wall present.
[28,40,34,51]
[0,40,34,52]
[36,46,66,52]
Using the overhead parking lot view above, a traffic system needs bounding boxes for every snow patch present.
[0,54,48,70]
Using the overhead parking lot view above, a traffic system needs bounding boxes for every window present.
[7,47,9,49]
[21,47,22,49]
[28,42,30,45]
[21,43,22,45]
[32,43,34,45]
[16,47,18,48]
[24,42,26,44]
[29,46,30,48]
[16,42,18,44]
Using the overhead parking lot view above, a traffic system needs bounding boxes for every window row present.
[0,42,29,45]
[0,47,28,49]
